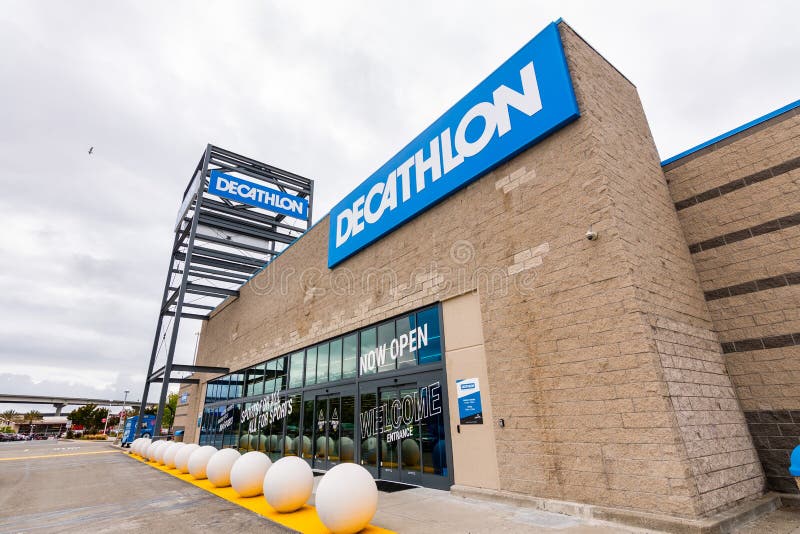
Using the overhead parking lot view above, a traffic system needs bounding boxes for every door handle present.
[457,424,460,434]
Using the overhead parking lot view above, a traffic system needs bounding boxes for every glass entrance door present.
[313,393,338,471]
[377,383,424,484]
[308,388,356,471]
[357,372,449,487]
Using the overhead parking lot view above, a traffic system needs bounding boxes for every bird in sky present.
[88,146,94,155]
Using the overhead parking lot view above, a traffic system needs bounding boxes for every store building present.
[173,20,799,523]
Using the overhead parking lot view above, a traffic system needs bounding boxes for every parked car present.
[0,433,15,442]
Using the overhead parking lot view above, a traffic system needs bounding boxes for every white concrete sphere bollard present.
[401,439,421,467]
[138,438,151,456]
[206,448,241,487]
[146,441,160,461]
[263,456,313,512]
[316,436,335,457]
[239,433,252,451]
[156,442,172,464]
[339,437,355,461]
[230,451,272,497]
[188,445,218,479]
[316,463,378,534]
[131,438,140,455]
[155,441,169,463]
[135,438,145,455]
[254,434,267,452]
[175,443,200,473]
[152,441,165,463]
[278,436,294,455]
[268,434,279,452]
[165,442,185,468]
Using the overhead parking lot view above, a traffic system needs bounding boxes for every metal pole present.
[117,390,129,443]
[153,145,211,436]
[134,230,183,439]
[192,331,200,366]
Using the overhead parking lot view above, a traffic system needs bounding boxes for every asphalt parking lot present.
[2,439,799,534]
[0,440,290,533]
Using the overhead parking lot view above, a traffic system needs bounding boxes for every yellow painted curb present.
[126,452,394,534]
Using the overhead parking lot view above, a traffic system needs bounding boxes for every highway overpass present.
[0,394,143,415]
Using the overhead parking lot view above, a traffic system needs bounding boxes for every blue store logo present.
[327,21,579,267]
[208,169,309,220]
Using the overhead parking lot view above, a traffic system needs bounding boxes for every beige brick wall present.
[666,113,800,202]
[694,226,800,289]
[678,169,800,245]
[174,382,202,443]
[189,22,764,517]
[664,104,800,493]
[664,112,800,412]
[550,24,762,516]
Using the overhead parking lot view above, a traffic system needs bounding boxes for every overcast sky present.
[1,1,797,414]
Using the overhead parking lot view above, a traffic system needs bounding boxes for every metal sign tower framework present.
[136,145,314,437]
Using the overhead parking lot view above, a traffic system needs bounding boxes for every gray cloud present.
[1,1,797,411]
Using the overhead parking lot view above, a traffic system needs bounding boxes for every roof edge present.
[661,98,800,168]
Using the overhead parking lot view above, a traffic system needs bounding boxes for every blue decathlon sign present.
[208,169,309,220]
[327,22,579,267]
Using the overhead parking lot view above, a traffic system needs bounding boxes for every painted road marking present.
[0,450,118,462]
[127,453,395,534]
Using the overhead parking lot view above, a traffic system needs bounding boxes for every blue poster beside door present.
[457,378,484,425]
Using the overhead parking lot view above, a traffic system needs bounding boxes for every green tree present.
[162,393,179,429]
[67,404,108,434]
[129,405,157,416]
[1,409,17,425]
[24,410,43,435]
[24,410,42,422]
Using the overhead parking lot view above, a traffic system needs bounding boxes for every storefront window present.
[200,304,448,489]
[275,356,287,392]
[264,359,276,394]
[289,351,304,389]
[420,386,447,476]
[360,328,377,376]
[284,394,301,456]
[396,314,417,369]
[245,364,265,397]
[301,398,314,459]
[360,391,378,468]
[416,307,442,364]
[316,343,329,384]
[239,402,254,451]
[340,393,355,464]
[329,338,343,382]
[229,373,244,399]
[305,346,317,386]
[377,321,396,373]
[342,334,357,379]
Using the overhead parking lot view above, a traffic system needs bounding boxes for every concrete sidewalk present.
[5,440,798,533]
[309,478,800,534]
[344,485,650,533]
